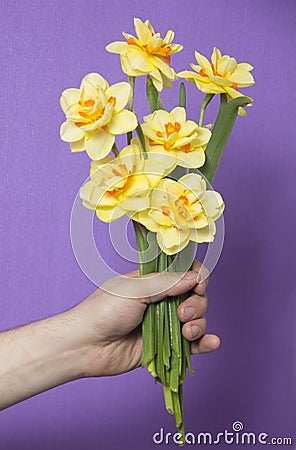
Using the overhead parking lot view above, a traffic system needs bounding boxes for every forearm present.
[0,310,88,410]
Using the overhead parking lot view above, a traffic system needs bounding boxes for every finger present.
[193,278,209,296]
[182,317,207,341]
[100,270,198,302]
[141,271,198,303]
[177,294,208,322]
[190,334,221,354]
[191,261,210,295]
[125,270,140,277]
[191,259,203,272]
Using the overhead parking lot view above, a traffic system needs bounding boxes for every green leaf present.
[179,82,186,108]
[146,76,165,112]
[168,165,187,181]
[198,93,214,126]
[199,94,252,183]
[135,122,147,159]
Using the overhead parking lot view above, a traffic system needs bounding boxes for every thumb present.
[100,270,198,302]
[139,271,198,303]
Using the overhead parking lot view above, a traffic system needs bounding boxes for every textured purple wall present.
[1,0,295,449]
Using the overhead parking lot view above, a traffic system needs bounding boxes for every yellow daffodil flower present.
[60,73,137,160]
[106,18,183,91]
[80,143,173,222]
[178,47,254,115]
[138,107,211,168]
[133,173,224,255]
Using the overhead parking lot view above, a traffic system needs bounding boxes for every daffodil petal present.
[201,191,224,220]
[176,148,205,169]
[90,157,114,176]
[80,73,107,101]
[85,130,114,160]
[229,68,255,86]
[60,120,84,142]
[178,70,200,82]
[70,138,85,152]
[194,51,213,75]
[60,88,81,114]
[125,174,150,197]
[133,211,159,232]
[170,106,186,124]
[106,41,128,54]
[150,69,163,91]
[194,127,211,146]
[80,181,96,208]
[163,30,174,45]
[107,110,137,135]
[190,221,216,243]
[178,120,199,137]
[134,18,152,44]
[163,178,184,198]
[194,79,225,94]
[211,47,222,67]
[238,106,248,117]
[120,193,150,211]
[148,209,172,227]
[179,173,207,196]
[121,54,144,76]
[96,205,125,222]
[151,56,176,80]
[106,82,131,113]
[127,47,155,72]
[157,227,190,254]
[217,56,237,76]
[237,62,254,71]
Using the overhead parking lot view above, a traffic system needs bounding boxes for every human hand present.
[70,260,220,378]
[0,260,220,410]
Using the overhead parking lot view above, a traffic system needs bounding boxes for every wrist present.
[50,309,93,380]
[61,301,107,379]
[0,311,91,410]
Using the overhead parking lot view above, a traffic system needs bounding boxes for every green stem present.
[199,93,214,127]
[133,221,156,274]
[163,385,173,415]
[146,76,165,112]
[133,221,158,368]
[163,299,171,368]
[127,76,135,145]
[111,142,119,157]
[128,76,135,110]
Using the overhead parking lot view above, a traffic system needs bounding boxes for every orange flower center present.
[174,198,189,219]
[161,205,170,216]
[75,96,116,128]
[149,122,182,151]
[127,37,172,64]
[200,64,238,90]
[108,164,134,198]
[165,121,181,136]
[180,143,191,153]
[179,194,189,206]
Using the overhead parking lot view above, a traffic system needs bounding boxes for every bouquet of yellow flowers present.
[60,18,254,444]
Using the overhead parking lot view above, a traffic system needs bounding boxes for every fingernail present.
[183,307,195,321]
[191,325,201,338]
[184,271,197,280]
[196,271,202,283]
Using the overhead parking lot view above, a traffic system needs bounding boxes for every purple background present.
[1,0,295,448]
